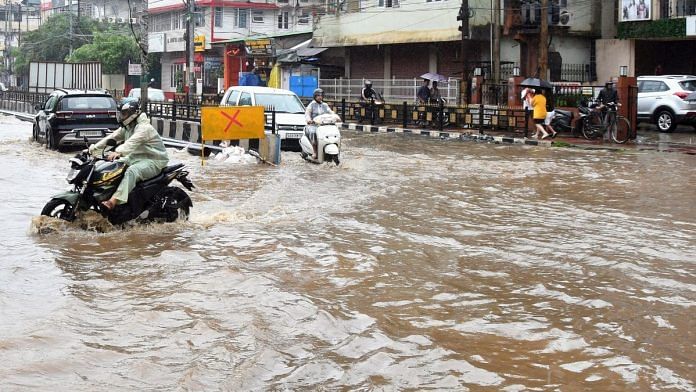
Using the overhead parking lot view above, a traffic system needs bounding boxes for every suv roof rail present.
[639,75,696,79]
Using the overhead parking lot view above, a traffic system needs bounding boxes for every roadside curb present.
[341,122,554,147]
[0,109,34,122]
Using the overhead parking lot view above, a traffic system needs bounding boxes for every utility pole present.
[492,0,500,85]
[186,0,195,104]
[137,0,149,112]
[539,0,548,79]
[457,0,469,104]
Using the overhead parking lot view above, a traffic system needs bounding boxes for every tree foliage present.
[13,13,143,76]
[14,13,99,75]
[67,31,141,74]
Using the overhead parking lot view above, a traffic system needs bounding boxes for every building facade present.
[147,0,325,99]
[311,0,602,84]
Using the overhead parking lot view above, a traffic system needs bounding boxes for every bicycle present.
[579,101,631,144]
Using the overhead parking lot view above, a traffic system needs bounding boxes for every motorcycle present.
[355,91,385,124]
[299,113,342,165]
[41,139,195,226]
[549,108,574,134]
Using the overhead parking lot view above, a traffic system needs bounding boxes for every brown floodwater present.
[1,115,694,390]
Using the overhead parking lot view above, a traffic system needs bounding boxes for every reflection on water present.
[1,115,695,390]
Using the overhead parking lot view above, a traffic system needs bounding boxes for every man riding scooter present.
[88,98,169,210]
[304,88,339,159]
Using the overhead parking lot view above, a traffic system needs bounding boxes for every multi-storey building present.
[147,0,324,99]
[1,0,42,86]
[311,0,602,83]
[597,0,696,81]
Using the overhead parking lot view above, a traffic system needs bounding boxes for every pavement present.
[3,108,694,155]
[341,121,696,155]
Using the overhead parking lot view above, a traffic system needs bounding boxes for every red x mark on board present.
[221,109,243,133]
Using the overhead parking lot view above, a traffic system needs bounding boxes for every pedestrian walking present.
[544,89,558,138]
[531,88,549,139]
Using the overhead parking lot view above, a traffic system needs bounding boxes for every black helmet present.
[119,98,140,126]
[313,88,324,99]
[365,80,372,87]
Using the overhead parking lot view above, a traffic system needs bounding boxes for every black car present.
[33,89,120,151]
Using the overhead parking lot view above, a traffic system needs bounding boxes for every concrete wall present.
[596,39,635,82]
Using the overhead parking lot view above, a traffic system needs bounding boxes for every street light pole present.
[186,0,195,104]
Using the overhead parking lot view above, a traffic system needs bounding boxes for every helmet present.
[365,80,372,87]
[119,98,140,126]
[313,88,324,99]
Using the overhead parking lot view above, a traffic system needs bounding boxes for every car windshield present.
[129,89,166,101]
[61,96,117,110]
[254,93,305,113]
[678,80,696,91]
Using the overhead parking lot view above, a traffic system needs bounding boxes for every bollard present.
[479,104,485,135]
[439,99,444,132]
[272,109,277,134]
[341,98,346,121]
[172,102,177,122]
[402,101,408,129]
[370,99,375,125]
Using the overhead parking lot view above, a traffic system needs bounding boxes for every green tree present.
[13,13,101,75]
[67,31,141,74]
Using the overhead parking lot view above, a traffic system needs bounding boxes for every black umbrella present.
[519,77,553,89]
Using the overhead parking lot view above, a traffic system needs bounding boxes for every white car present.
[220,86,306,150]
[637,75,696,132]
[127,87,167,102]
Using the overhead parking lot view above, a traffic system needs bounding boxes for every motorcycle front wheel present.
[41,198,74,221]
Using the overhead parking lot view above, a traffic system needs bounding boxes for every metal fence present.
[319,78,460,105]
[560,64,592,83]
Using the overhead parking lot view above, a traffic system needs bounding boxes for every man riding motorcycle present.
[88,99,169,210]
[304,88,338,159]
[361,80,376,102]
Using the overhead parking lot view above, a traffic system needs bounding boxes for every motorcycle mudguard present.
[49,191,79,206]
[324,144,339,155]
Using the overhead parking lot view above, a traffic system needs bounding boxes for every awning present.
[276,39,328,63]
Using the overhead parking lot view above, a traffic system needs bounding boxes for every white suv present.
[637,75,696,132]
[220,86,306,150]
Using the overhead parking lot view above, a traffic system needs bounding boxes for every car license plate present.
[286,132,302,139]
[77,130,104,138]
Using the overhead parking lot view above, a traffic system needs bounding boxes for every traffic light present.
[457,1,469,38]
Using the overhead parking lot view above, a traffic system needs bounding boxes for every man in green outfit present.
[88,99,169,210]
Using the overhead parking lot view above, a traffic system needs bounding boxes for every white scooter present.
[300,113,342,165]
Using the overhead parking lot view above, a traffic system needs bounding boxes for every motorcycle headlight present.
[66,167,80,182]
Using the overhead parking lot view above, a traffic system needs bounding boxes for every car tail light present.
[673,91,690,100]
[56,111,73,119]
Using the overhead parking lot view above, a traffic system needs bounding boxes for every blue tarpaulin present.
[289,76,318,98]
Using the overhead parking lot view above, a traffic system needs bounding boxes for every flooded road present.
[1,114,694,390]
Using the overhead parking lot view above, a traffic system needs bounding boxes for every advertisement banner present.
[149,33,165,53]
[688,16,696,36]
[620,0,651,22]
[166,31,186,52]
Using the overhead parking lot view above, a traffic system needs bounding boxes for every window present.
[639,80,668,93]
[236,9,248,28]
[278,11,289,29]
[215,7,223,27]
[679,80,696,91]
[226,90,241,105]
[239,92,253,106]
[171,64,185,88]
[298,10,310,24]
[252,10,264,23]
[378,0,399,7]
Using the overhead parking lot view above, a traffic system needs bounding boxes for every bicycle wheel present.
[582,115,602,140]
[611,116,631,144]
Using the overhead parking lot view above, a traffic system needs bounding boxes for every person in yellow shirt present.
[531,88,550,139]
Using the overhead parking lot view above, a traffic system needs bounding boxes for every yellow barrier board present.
[201,106,266,140]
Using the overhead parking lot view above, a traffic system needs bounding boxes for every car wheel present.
[655,109,676,133]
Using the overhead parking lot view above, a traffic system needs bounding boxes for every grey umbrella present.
[519,77,553,89]
[420,72,448,82]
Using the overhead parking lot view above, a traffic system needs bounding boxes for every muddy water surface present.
[1,115,694,390]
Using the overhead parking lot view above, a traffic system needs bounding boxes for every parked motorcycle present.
[300,113,342,165]
[550,108,574,133]
[41,139,195,226]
